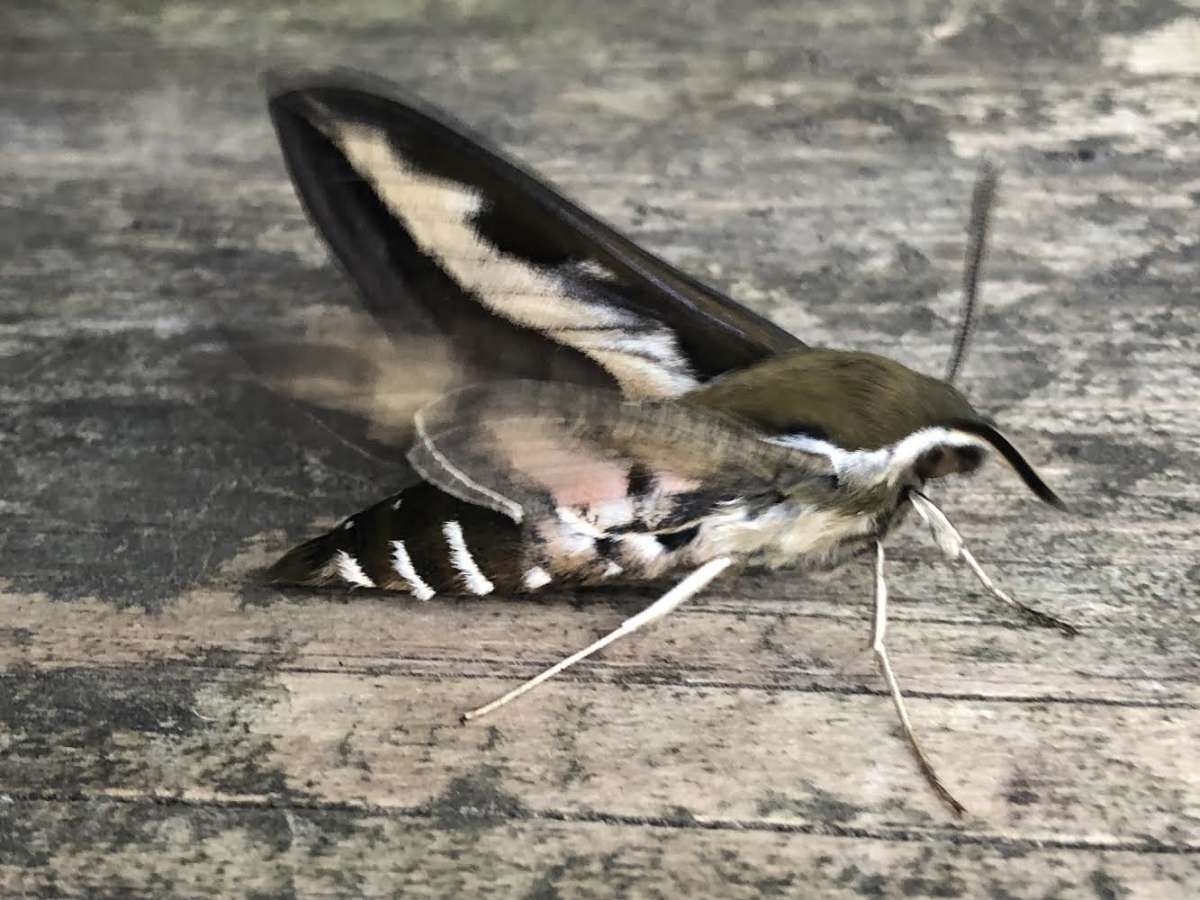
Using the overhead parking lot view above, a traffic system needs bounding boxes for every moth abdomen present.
[268,482,529,598]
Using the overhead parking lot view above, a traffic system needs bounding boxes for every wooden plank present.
[5,801,1197,899]
[3,574,1197,707]
[2,0,1197,896]
[4,652,1197,834]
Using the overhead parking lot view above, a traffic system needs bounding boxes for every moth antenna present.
[945,160,998,385]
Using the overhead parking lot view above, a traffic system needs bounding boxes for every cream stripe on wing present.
[442,520,495,595]
[327,123,698,398]
[390,540,436,601]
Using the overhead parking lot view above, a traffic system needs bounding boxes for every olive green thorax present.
[686,349,980,450]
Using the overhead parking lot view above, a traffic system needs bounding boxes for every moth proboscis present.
[241,69,1076,816]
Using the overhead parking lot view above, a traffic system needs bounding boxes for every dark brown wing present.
[265,69,805,403]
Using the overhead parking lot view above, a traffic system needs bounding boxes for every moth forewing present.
[200,280,471,476]
[245,332,463,449]
[266,71,803,397]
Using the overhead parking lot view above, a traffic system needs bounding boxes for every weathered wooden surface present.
[2,1,1198,897]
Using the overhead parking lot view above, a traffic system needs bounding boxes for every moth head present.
[686,349,1065,509]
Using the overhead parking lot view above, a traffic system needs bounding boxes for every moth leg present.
[462,555,734,723]
[909,490,1077,637]
[872,541,967,816]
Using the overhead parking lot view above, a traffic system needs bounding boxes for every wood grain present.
[2,1,1197,897]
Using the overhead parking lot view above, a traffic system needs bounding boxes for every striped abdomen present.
[268,482,533,597]
[267,479,720,598]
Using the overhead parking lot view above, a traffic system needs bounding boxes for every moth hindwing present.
[255,70,1073,815]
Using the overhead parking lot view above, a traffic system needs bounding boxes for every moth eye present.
[915,445,987,480]
[915,447,947,480]
[954,445,986,475]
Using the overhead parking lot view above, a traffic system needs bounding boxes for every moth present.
[251,69,1075,814]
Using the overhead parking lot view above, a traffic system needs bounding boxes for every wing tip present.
[262,66,386,102]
